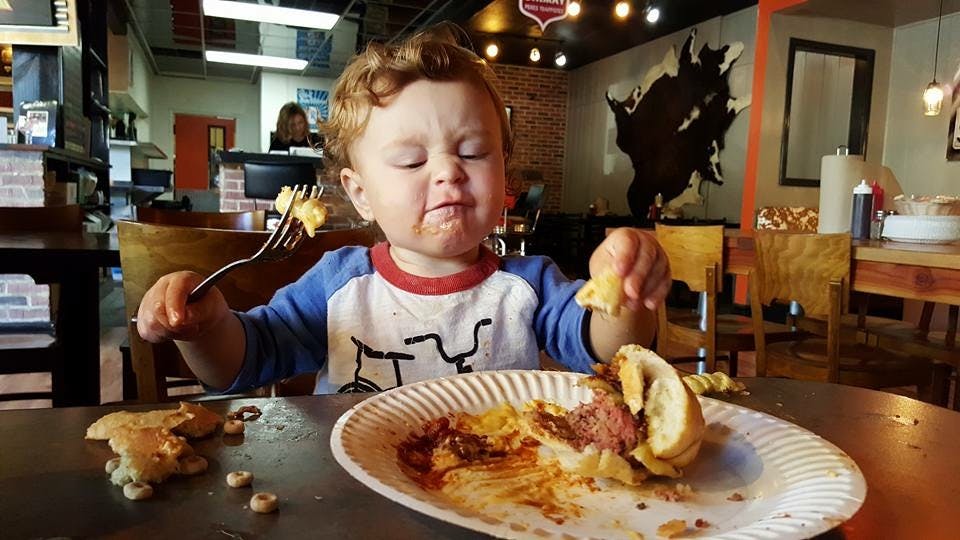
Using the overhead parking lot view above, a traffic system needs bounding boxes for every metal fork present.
[185,184,319,303]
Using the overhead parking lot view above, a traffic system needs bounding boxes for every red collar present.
[370,242,500,295]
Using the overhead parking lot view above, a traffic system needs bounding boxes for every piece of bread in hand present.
[575,269,624,317]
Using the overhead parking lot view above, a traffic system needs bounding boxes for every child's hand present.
[589,228,671,312]
[136,271,230,343]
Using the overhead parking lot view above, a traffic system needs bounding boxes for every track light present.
[567,1,581,17]
[554,52,567,67]
[484,43,499,59]
[645,6,661,23]
[615,1,631,19]
[529,47,541,63]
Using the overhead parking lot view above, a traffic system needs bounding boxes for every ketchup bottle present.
[871,180,884,218]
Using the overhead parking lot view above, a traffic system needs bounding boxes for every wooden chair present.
[118,220,375,402]
[135,206,266,231]
[750,231,948,402]
[0,205,83,405]
[654,224,793,374]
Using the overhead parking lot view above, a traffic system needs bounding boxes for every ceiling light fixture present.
[644,6,661,24]
[555,52,567,68]
[205,50,308,70]
[567,1,582,17]
[615,1,631,19]
[485,43,500,59]
[922,0,945,116]
[530,47,541,63]
[202,0,338,30]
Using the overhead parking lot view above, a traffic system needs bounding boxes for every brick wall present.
[0,150,51,323]
[491,64,569,213]
[219,163,274,212]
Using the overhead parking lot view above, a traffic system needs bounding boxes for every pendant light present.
[922,0,944,116]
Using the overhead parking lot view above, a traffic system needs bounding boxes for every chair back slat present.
[752,231,851,318]
[655,224,724,292]
[118,220,376,401]
[136,207,266,231]
[0,205,83,232]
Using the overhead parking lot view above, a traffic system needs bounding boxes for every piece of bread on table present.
[575,269,624,316]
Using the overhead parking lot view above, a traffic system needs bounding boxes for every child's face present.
[341,78,506,259]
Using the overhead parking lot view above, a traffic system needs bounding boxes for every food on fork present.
[275,185,328,237]
[575,269,624,317]
[396,345,705,522]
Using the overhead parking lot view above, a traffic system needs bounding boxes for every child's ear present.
[340,167,375,221]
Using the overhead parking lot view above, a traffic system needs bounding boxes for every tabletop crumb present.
[314,495,324,501]
[636,502,647,510]
[242,505,248,510]
[208,491,214,495]
[775,402,783,407]
[695,518,710,528]
[727,492,745,501]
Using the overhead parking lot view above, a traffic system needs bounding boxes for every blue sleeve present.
[216,246,373,394]
[501,256,597,373]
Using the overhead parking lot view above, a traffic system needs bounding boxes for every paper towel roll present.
[818,154,864,233]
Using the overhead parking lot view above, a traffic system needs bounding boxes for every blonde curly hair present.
[322,23,512,174]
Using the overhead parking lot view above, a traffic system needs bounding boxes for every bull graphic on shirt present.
[337,318,493,393]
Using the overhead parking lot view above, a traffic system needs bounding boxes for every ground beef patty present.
[564,392,638,454]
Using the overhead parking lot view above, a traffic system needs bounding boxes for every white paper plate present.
[330,371,866,539]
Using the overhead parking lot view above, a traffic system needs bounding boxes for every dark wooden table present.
[726,230,960,305]
[0,231,120,406]
[2,378,957,539]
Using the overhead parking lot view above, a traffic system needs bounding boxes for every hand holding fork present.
[135,184,321,344]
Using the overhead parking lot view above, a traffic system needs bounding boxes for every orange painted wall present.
[735,0,808,302]
[174,114,235,190]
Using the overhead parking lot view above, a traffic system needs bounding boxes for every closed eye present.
[460,153,488,160]
[402,161,426,169]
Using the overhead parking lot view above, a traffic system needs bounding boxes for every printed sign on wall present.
[297,88,329,130]
[518,0,568,31]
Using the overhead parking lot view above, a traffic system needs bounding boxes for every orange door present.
[174,114,236,190]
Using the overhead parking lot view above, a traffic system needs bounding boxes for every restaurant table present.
[0,231,120,406]
[2,378,957,539]
[726,230,960,305]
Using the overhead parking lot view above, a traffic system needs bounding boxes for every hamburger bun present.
[615,345,705,464]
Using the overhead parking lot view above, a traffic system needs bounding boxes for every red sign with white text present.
[518,0,568,31]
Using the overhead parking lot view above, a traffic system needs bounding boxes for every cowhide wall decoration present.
[606,29,750,218]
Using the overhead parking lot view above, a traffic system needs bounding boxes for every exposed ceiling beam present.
[199,0,208,79]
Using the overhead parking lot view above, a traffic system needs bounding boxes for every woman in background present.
[269,102,322,152]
